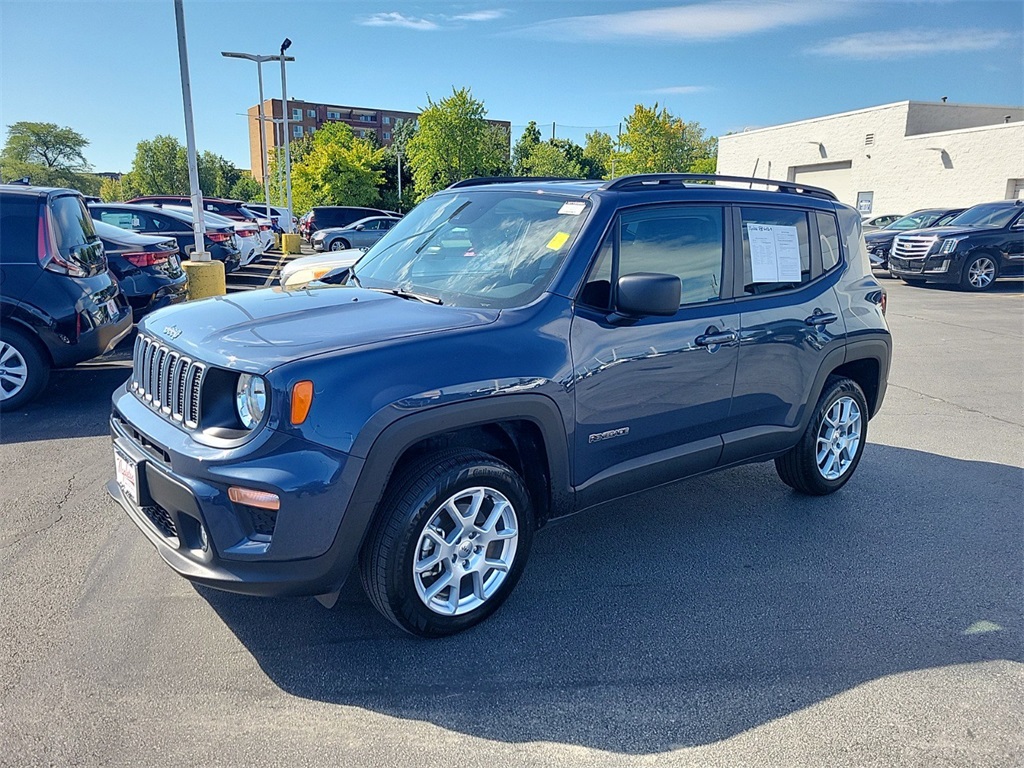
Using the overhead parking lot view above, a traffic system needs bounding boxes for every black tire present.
[775,376,869,496]
[0,326,50,411]
[360,449,534,637]
[959,253,999,292]
[336,239,351,251]
[900,277,927,286]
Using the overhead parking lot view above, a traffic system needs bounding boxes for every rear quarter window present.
[0,195,40,263]
[49,194,97,259]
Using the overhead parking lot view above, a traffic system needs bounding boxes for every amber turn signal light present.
[291,380,314,424]
[228,487,280,511]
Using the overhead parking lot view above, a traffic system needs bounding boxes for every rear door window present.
[739,207,811,295]
[0,194,39,263]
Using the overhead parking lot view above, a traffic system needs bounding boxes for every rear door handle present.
[804,312,838,326]
[695,330,739,346]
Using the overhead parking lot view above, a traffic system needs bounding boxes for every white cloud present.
[518,1,846,42]
[452,10,507,23]
[646,85,710,95]
[359,12,440,31]
[809,29,1015,59]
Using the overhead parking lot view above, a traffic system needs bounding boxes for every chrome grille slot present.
[892,235,937,261]
[130,334,205,429]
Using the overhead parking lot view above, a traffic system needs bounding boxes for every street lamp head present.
[280,38,292,53]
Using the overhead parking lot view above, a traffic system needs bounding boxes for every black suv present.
[865,207,964,272]
[107,174,891,637]
[889,200,1024,290]
[0,185,132,409]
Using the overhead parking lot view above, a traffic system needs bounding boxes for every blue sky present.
[1,0,1021,173]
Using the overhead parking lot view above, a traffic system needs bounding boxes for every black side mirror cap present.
[613,272,681,318]
[315,266,352,285]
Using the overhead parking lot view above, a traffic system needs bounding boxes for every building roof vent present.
[865,133,875,147]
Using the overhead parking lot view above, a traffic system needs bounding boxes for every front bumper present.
[889,252,960,284]
[107,384,369,597]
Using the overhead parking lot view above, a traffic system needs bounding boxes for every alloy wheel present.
[967,257,996,289]
[0,341,29,401]
[412,486,519,616]
[815,396,862,480]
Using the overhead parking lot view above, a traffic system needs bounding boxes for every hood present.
[864,230,898,246]
[139,286,498,372]
[894,226,974,239]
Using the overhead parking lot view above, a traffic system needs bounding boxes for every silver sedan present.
[311,216,400,252]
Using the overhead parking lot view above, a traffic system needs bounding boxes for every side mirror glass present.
[614,272,681,317]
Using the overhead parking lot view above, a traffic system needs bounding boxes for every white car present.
[278,249,364,289]
[166,206,265,266]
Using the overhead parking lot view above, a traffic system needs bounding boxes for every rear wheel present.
[360,449,534,637]
[775,377,868,496]
[960,254,998,291]
[0,327,49,411]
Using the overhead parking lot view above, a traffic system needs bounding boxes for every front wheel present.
[775,377,868,496]
[960,254,998,291]
[360,449,534,637]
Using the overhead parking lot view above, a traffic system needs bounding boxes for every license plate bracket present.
[114,446,139,506]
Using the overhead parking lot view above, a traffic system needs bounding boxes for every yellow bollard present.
[273,232,282,250]
[281,233,303,254]
[182,259,226,300]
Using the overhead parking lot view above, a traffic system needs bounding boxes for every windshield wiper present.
[386,288,443,305]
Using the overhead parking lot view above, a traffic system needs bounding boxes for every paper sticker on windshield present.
[558,201,586,216]
[546,232,571,250]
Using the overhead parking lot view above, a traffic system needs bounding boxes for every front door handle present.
[695,329,739,346]
[804,311,838,326]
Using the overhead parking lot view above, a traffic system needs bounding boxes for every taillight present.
[207,231,232,243]
[123,250,172,267]
[237,229,257,238]
[259,224,271,231]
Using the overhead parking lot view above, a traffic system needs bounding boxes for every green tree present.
[520,139,584,178]
[406,87,508,201]
[229,173,263,202]
[582,130,614,179]
[511,121,541,175]
[99,176,125,202]
[612,104,716,176]
[126,135,189,195]
[379,119,418,213]
[290,122,385,214]
[198,151,243,198]
[1,121,99,192]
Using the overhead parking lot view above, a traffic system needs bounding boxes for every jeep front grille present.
[892,235,938,260]
[131,334,205,428]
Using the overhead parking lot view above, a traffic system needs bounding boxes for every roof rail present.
[446,176,583,190]
[600,173,838,201]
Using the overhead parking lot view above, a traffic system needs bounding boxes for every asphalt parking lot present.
[1,277,1021,767]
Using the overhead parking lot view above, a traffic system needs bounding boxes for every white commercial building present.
[717,101,1024,215]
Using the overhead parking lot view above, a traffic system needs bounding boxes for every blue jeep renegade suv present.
[108,174,891,637]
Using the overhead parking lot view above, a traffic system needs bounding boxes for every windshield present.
[885,210,945,230]
[946,203,1020,229]
[351,190,590,309]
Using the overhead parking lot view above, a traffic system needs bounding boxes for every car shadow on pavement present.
[0,361,130,443]
[198,445,1022,754]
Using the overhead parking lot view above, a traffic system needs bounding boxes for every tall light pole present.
[222,50,294,230]
[173,0,207,260]
[279,38,294,232]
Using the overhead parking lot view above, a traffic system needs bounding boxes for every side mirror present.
[614,272,680,318]
[353,224,365,231]
[314,266,352,285]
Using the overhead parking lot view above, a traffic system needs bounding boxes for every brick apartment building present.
[247,98,511,184]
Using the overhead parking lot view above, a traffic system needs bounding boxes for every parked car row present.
[866,199,1024,291]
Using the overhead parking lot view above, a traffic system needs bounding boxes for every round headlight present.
[236,373,267,429]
